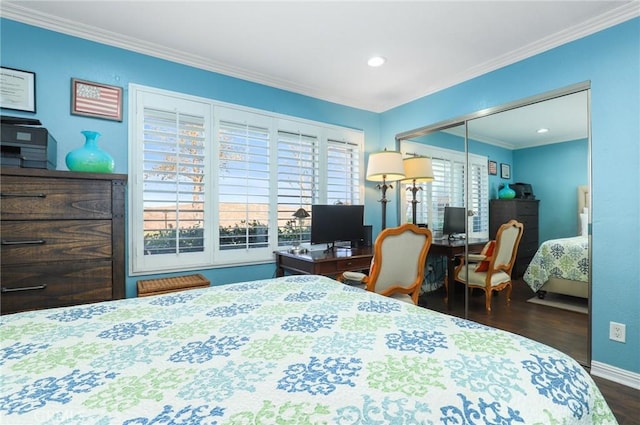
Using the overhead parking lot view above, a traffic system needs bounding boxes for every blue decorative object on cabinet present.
[498,184,516,199]
[65,131,114,173]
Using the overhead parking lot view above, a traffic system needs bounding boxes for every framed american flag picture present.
[71,78,123,121]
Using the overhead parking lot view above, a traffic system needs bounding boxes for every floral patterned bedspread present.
[1,274,615,424]
[524,236,589,293]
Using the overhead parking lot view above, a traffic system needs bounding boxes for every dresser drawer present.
[0,176,113,220]
[1,260,113,314]
[516,201,539,216]
[312,256,372,275]
[519,216,538,231]
[1,220,112,265]
[335,256,372,272]
[521,226,538,243]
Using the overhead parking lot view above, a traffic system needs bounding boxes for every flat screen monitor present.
[310,204,364,249]
[443,206,466,239]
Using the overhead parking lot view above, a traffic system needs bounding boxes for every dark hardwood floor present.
[419,278,640,424]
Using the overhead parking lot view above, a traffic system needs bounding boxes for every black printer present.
[1,119,57,169]
[509,182,535,199]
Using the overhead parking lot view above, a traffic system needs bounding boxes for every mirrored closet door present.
[395,83,592,366]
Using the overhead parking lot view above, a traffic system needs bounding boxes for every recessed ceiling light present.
[537,128,549,134]
[367,56,386,67]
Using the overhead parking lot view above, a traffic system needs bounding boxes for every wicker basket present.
[137,273,210,297]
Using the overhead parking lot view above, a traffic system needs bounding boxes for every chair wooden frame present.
[452,219,524,311]
[339,223,432,304]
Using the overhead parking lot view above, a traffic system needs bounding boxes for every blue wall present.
[382,18,640,375]
[514,139,588,242]
[472,142,514,200]
[1,17,638,375]
[0,18,381,293]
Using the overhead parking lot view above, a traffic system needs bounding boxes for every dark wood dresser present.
[1,168,127,314]
[489,199,539,277]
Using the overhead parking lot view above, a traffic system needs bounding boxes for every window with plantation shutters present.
[400,141,488,239]
[129,85,364,274]
[130,88,212,273]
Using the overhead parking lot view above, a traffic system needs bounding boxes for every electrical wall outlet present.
[609,322,626,343]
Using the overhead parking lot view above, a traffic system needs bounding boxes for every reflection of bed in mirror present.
[524,186,589,299]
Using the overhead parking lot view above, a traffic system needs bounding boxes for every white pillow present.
[579,212,588,236]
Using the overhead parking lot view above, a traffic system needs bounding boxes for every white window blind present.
[400,141,488,238]
[326,138,361,205]
[142,108,206,254]
[276,129,319,246]
[217,119,271,251]
[469,161,489,234]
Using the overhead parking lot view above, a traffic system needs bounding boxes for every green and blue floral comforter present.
[1,274,615,424]
[524,236,589,293]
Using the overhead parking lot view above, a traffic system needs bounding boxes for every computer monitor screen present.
[443,206,466,238]
[310,204,364,248]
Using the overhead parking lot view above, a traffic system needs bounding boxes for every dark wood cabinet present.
[489,199,539,278]
[1,168,127,314]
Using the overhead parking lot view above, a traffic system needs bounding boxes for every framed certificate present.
[0,67,36,113]
[500,163,511,179]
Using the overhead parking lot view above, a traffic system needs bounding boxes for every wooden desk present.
[275,247,373,278]
[430,238,488,310]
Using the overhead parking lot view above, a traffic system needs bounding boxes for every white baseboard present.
[591,361,640,390]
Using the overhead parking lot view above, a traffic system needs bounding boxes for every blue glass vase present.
[498,184,516,199]
[65,131,114,173]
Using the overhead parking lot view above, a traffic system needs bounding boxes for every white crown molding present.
[0,2,331,103]
[470,2,640,77]
[2,2,638,112]
[385,2,640,111]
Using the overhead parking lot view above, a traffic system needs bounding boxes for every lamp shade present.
[402,156,435,182]
[366,150,405,182]
[292,207,310,219]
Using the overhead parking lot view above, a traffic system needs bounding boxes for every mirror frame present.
[395,81,592,366]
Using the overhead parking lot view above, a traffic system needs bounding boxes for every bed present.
[524,185,590,299]
[1,274,615,424]
[523,235,589,297]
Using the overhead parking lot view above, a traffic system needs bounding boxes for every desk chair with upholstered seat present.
[452,219,524,312]
[339,223,432,305]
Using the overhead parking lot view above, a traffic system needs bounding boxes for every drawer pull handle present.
[1,284,47,293]
[1,239,46,245]
[0,192,47,198]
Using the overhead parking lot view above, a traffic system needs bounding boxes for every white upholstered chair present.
[339,223,432,305]
[452,219,524,311]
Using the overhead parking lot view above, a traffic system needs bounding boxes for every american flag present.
[74,80,122,120]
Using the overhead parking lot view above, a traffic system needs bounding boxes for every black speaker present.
[359,225,373,247]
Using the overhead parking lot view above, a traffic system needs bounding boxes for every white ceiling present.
[3,1,638,114]
[448,90,590,149]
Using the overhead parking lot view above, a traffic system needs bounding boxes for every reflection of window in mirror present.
[400,140,489,240]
